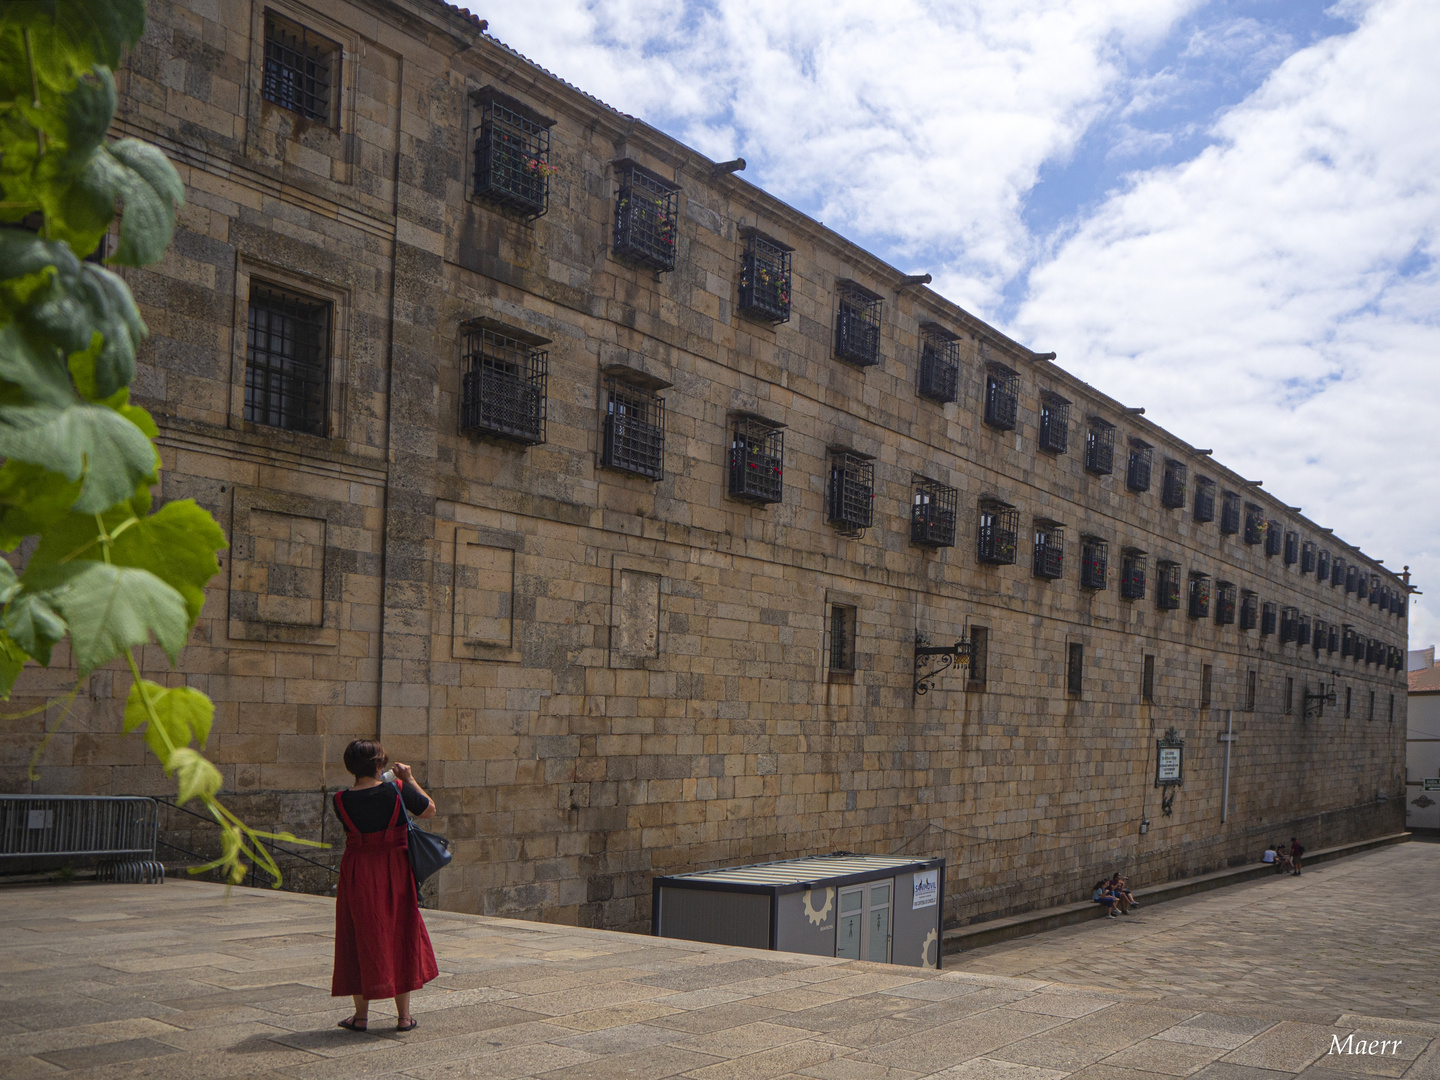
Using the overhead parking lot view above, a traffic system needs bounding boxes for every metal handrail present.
[153,797,337,877]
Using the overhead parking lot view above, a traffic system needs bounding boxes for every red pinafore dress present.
[331,782,439,999]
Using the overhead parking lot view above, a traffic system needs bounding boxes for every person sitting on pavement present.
[1262,844,1276,866]
[1092,880,1130,918]
[1273,842,1292,874]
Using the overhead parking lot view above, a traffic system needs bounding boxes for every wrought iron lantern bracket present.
[1303,673,1340,719]
[914,631,969,698]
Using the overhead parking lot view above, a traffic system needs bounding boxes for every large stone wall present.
[0,0,1409,931]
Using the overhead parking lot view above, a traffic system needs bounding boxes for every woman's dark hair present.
[343,739,387,779]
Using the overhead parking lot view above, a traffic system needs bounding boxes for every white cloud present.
[1014,0,1440,645]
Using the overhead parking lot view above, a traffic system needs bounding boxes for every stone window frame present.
[608,553,669,671]
[229,254,352,443]
[1066,641,1084,698]
[824,589,861,682]
[1142,653,1155,703]
[1200,663,1213,709]
[444,523,524,665]
[967,626,989,692]
[226,486,341,647]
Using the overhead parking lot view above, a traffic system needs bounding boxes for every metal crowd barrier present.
[0,794,164,884]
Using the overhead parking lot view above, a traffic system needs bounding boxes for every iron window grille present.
[1312,619,1325,656]
[459,323,548,445]
[1239,590,1258,630]
[245,284,330,436]
[1161,458,1187,508]
[1328,625,1339,653]
[1332,557,1345,587]
[911,477,957,548]
[1366,638,1381,665]
[1220,491,1241,534]
[1261,602,1277,636]
[1342,626,1356,658]
[728,416,784,504]
[1126,438,1153,493]
[1301,541,1316,574]
[1317,548,1330,581]
[601,378,665,480]
[1215,581,1237,625]
[1143,654,1155,703]
[1264,521,1282,557]
[737,231,793,324]
[1345,564,1357,593]
[1297,616,1311,647]
[1080,537,1108,590]
[1156,561,1181,610]
[829,604,856,673]
[1246,669,1256,711]
[1084,417,1115,475]
[1283,530,1299,565]
[1120,549,1146,600]
[1280,606,1298,644]
[827,452,874,536]
[977,500,1019,565]
[1202,664,1213,709]
[1365,574,1377,603]
[1188,574,1211,619]
[1193,476,1216,523]
[472,89,555,220]
[984,364,1019,430]
[1244,504,1266,545]
[1067,642,1084,697]
[613,161,680,274]
[262,12,339,126]
[917,324,960,403]
[969,626,989,688]
[1399,594,1408,619]
[1038,392,1070,453]
[1379,585,1390,612]
[1033,521,1065,580]
[834,281,882,366]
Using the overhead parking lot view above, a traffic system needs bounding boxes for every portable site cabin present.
[651,853,945,969]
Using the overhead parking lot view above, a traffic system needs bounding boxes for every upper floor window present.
[1239,590,1258,630]
[1244,503,1266,545]
[1161,458,1186,508]
[1327,624,1339,652]
[1312,618,1325,656]
[263,12,340,126]
[911,476,957,548]
[1067,642,1084,697]
[977,499,1019,565]
[827,451,874,537]
[1080,537,1108,590]
[1317,548,1330,581]
[1215,581,1237,625]
[1300,540,1316,573]
[1120,549,1146,600]
[917,324,959,403]
[984,364,1019,430]
[728,415,784,504]
[1261,601,1277,636]
[1220,490,1241,534]
[1193,476,1215,522]
[245,283,330,436]
[459,322,547,445]
[472,88,555,220]
[1346,564,1358,593]
[1297,615,1312,647]
[1038,392,1070,453]
[1280,605,1298,643]
[829,604,857,673]
[1263,522,1282,558]
[1156,561,1181,610]
[1126,438,1153,493]
[1332,557,1346,588]
[601,377,665,480]
[1341,625,1356,658]
[738,230,792,324]
[1188,573,1211,619]
[1033,520,1064,580]
[1084,417,1115,475]
[613,161,679,274]
[1365,574,1378,603]
[834,281,882,367]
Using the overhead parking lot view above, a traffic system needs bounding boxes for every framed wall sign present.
[1155,726,1184,787]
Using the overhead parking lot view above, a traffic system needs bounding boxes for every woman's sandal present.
[337,1015,368,1032]
[396,1017,418,1032]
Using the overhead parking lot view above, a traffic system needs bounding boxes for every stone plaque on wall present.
[453,531,515,652]
[230,510,326,627]
[613,569,661,661]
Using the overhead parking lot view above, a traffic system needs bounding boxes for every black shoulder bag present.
[395,781,451,885]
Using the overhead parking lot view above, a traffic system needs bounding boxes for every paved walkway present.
[2,843,1438,1079]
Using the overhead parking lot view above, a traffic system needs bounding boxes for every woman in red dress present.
[332,739,439,1032]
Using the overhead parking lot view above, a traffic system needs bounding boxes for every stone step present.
[943,830,1411,955]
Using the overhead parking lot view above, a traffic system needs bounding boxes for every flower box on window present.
[1194,476,1216,523]
[1033,520,1064,579]
[1188,573,1211,619]
[911,476,957,548]
[1039,392,1070,453]
[613,160,680,273]
[459,321,548,445]
[728,414,784,504]
[1126,438,1153,493]
[472,88,556,220]
[1239,590,1258,630]
[1215,581,1237,625]
[1085,417,1115,475]
[1221,491,1241,534]
[917,323,959,403]
[977,500,1019,565]
[1161,458,1186,508]
[1244,504,1266,545]
[738,230,793,324]
[1157,561,1181,610]
[827,451,875,536]
[1080,536,1108,590]
[984,364,1019,430]
[1120,549,1146,600]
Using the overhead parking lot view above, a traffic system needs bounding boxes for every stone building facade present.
[2,0,1412,932]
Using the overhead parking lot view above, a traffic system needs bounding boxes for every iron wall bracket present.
[914,631,969,697]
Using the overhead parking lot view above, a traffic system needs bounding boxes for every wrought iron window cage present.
[1328,625,1339,653]
[245,284,330,436]
[1039,392,1070,453]
[1220,491,1241,534]
[1080,537,1108,590]
[1239,590,1258,630]
[1157,561,1181,610]
[984,364,1019,430]
[1120,549,1146,600]
[1312,619,1325,656]
[262,12,340,126]
[1345,564,1357,593]
[613,161,680,274]
[1297,616,1311,647]
[1342,625,1356,658]
[911,476,957,548]
[917,324,960,403]
[1280,606,1298,644]
[1161,458,1187,508]
[834,281,882,366]
[1033,521,1065,580]
[977,500,1019,565]
[1364,574,1376,602]
[1084,417,1115,475]
[1261,602,1277,636]
[1283,530,1299,565]
[1332,557,1345,587]
[1317,548,1330,581]
[829,604,856,672]
[737,231,793,324]
[1188,574,1211,619]
[827,451,874,536]
[1215,581,1237,625]
[1244,504,1266,545]
[1301,541,1316,574]
[1126,438,1153,493]
[472,88,555,220]
[459,322,548,445]
[1399,593,1408,619]
[1378,585,1390,612]
[728,415,784,504]
[1366,637,1381,665]
[1265,521,1282,557]
[601,377,665,480]
[1193,476,1216,523]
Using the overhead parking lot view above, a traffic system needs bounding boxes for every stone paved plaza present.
[2,843,1438,1080]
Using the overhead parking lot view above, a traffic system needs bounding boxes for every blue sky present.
[468,0,1440,648]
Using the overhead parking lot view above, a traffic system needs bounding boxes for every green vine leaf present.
[124,677,214,759]
[0,400,157,513]
[167,746,223,805]
[0,631,27,699]
[4,591,67,665]
[0,461,84,550]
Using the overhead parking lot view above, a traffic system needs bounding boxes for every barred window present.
[729,415,784,504]
[460,323,547,445]
[1280,606,1298,643]
[1080,537,1108,590]
[917,324,960,403]
[1328,624,1339,653]
[1261,601,1277,636]
[1126,438,1153,493]
[1188,573,1211,619]
[1313,618,1326,657]
[1194,476,1216,523]
[969,626,989,689]
[1244,504,1266,545]
[1239,590,1258,630]
[1285,677,1294,715]
[977,500,1019,565]
[1120,549,1145,600]
[1296,615,1311,646]
[1033,520,1064,580]
[473,88,555,220]
[911,476,957,548]
[835,281,882,366]
[1156,561,1181,610]
[1215,581,1236,626]
[1039,392,1069,453]
[1142,653,1155,703]
[613,161,680,274]
[1345,563,1357,593]
[1245,669,1256,712]
[827,452,874,536]
[1084,417,1115,475]
[1283,530,1299,564]
[1264,520,1282,557]
[262,12,340,126]
[984,364,1019,430]
[829,604,856,673]
[1161,458,1186,508]
[1332,557,1346,587]
[1220,491,1241,534]
[1067,642,1084,697]
[1301,540,1316,574]
[601,378,665,480]
[738,231,793,324]
[1201,663,1212,709]
[1317,548,1331,581]
[245,284,330,435]
[1365,573,1377,602]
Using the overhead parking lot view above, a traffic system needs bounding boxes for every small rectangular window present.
[1142,654,1155,703]
[1244,504,1266,545]
[1261,602,1277,636]
[917,324,960,403]
[827,452,875,536]
[1188,574,1211,619]
[601,378,665,480]
[1038,392,1070,453]
[1317,548,1330,581]
[1067,642,1084,697]
[245,284,330,435]
[968,626,988,689]
[1296,616,1311,647]
[977,500,1019,565]
[472,88,555,220]
[829,604,856,673]
[1161,458,1186,508]
[1312,619,1326,657]
[1345,685,1352,718]
[1239,590,1258,630]
[1193,476,1216,523]
[1301,540,1316,574]
[613,161,680,274]
[1084,417,1115,475]
[1080,537,1108,590]
[1368,689,1375,721]
[1280,606,1298,644]
[460,323,548,445]
[1390,692,1395,723]
[1215,581,1237,626]
[911,476,957,548]
[1032,520,1065,580]
[1201,663,1212,709]
[262,11,340,126]
[1120,549,1146,600]
[984,364,1019,430]
[737,231,793,324]
[1332,557,1346,587]
[1246,669,1256,712]
[1345,564,1358,593]
[834,281,882,366]
[1126,438,1153,493]
[1220,491,1242,534]
[1156,561,1181,610]
[728,415,784,504]
[1285,677,1294,715]
[1265,520,1283,557]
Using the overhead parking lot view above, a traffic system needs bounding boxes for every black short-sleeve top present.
[333,781,430,834]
